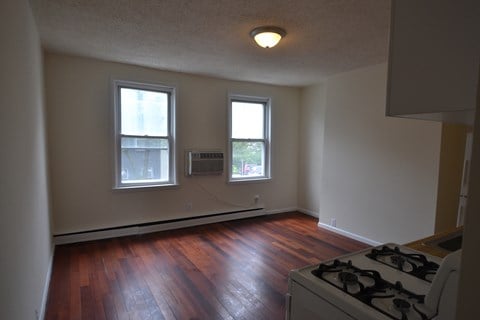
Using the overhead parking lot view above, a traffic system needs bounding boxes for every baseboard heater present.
[53,207,265,245]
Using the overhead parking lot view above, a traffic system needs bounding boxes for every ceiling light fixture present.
[250,26,286,49]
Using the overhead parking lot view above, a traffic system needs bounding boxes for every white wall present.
[0,1,53,319]
[319,63,442,244]
[298,84,327,216]
[45,53,300,235]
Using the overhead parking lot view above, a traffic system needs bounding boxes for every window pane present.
[231,141,265,178]
[231,101,264,139]
[121,137,169,183]
[120,87,168,136]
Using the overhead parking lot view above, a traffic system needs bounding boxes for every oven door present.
[286,281,355,320]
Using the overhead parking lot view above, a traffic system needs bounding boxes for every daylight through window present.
[113,81,176,188]
[228,95,271,182]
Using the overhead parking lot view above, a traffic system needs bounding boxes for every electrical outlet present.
[185,202,192,211]
[254,195,260,203]
[330,218,337,227]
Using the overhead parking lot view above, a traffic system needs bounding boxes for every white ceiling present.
[31,0,391,87]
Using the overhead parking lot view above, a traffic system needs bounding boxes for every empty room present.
[2,1,479,319]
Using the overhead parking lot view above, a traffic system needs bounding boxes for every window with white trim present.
[228,95,271,182]
[113,80,176,188]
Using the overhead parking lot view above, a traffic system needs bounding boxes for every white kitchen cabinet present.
[386,0,480,125]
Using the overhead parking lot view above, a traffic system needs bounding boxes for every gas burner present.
[366,246,439,282]
[393,298,411,313]
[390,255,413,272]
[369,288,429,320]
[366,280,429,320]
[339,271,359,285]
[312,259,381,295]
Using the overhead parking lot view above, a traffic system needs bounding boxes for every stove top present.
[311,259,432,320]
[289,244,444,320]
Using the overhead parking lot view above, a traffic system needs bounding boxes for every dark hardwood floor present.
[45,212,369,320]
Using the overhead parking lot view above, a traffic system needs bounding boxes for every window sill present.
[228,177,272,184]
[113,183,179,191]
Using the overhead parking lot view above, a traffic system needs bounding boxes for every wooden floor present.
[45,212,369,320]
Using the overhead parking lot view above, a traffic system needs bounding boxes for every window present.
[113,80,176,188]
[228,95,271,182]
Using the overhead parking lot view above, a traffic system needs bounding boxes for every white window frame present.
[228,94,271,183]
[113,80,177,189]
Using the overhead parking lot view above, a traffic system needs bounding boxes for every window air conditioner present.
[186,151,224,176]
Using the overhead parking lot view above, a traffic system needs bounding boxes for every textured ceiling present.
[31,0,391,87]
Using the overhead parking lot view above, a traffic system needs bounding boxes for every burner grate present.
[366,246,439,282]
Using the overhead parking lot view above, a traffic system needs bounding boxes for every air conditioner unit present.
[186,151,224,176]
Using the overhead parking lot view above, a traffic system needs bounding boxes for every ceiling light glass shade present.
[250,26,286,49]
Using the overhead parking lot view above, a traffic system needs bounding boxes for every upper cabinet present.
[386,0,480,125]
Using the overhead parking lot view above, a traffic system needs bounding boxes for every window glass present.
[114,81,175,188]
[231,101,264,139]
[120,137,169,183]
[120,88,168,136]
[228,95,270,182]
[231,141,265,178]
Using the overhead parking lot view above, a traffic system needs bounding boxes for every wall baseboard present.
[264,207,298,215]
[317,222,381,246]
[53,208,380,247]
[297,207,319,218]
[54,208,286,245]
[39,245,55,320]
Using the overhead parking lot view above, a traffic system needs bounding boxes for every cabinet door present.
[386,0,479,121]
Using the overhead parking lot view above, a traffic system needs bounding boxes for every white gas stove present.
[286,244,461,320]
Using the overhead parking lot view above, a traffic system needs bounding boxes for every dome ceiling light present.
[250,26,287,49]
